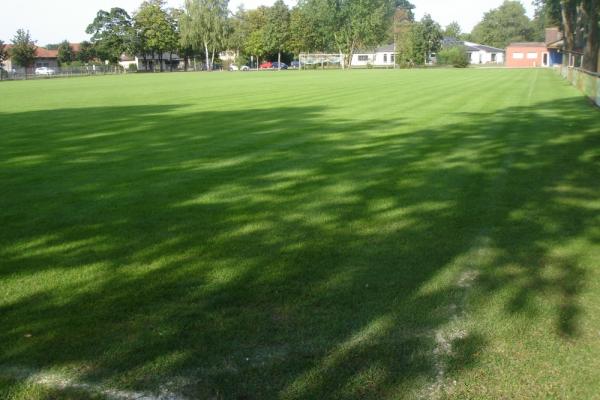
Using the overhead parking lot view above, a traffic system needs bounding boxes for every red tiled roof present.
[34,47,58,58]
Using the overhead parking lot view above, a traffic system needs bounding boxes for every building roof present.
[507,42,547,48]
[4,45,58,58]
[35,47,58,58]
[375,44,395,53]
[442,38,504,53]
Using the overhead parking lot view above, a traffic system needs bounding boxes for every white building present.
[463,42,505,64]
[119,52,181,71]
[442,38,505,65]
[351,44,396,67]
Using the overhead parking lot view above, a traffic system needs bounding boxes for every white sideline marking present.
[0,366,185,400]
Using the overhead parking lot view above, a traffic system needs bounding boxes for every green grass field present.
[1,69,599,399]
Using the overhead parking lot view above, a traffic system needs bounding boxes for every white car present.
[35,67,56,75]
[229,65,250,71]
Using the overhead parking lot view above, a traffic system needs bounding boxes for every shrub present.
[437,46,470,68]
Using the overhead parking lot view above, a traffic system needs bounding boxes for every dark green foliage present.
[470,0,535,48]
[77,41,96,63]
[86,8,134,63]
[57,40,74,65]
[437,45,470,67]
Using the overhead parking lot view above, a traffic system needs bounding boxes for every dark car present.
[271,62,288,70]
[290,61,303,69]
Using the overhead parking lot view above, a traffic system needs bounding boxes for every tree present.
[325,0,397,68]
[471,1,535,48]
[77,41,96,63]
[437,45,470,67]
[181,0,229,71]
[534,0,598,72]
[243,7,270,67]
[10,29,36,72]
[393,4,415,67]
[0,40,7,68]
[86,8,134,63]
[410,14,442,65]
[264,0,290,69]
[57,40,74,65]
[580,0,598,71]
[134,0,179,71]
[288,6,313,58]
[444,21,462,38]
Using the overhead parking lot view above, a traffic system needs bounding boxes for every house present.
[505,28,564,68]
[119,52,181,71]
[464,42,504,64]
[505,43,552,68]
[441,38,504,64]
[351,44,396,67]
[3,45,59,72]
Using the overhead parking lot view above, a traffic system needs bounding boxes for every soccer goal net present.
[299,53,342,68]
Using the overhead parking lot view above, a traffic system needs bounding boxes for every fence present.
[560,65,600,107]
[0,65,126,81]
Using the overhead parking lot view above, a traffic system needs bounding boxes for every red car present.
[259,61,273,69]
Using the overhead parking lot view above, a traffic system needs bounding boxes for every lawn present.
[1,68,599,399]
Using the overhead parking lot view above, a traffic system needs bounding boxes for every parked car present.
[259,61,273,69]
[271,62,288,70]
[35,67,56,75]
[229,64,251,71]
[290,61,303,69]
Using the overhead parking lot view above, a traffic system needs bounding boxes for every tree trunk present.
[581,0,599,72]
[211,49,215,70]
[204,42,210,71]
[159,53,164,72]
[169,53,173,72]
[278,51,281,70]
[561,0,577,52]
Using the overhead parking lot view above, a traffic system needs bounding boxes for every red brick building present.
[505,43,550,68]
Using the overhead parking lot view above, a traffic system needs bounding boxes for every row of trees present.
[2,0,596,72]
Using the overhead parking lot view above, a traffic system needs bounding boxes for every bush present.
[437,46,470,68]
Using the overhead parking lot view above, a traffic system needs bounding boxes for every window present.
[513,52,524,59]
[358,55,368,61]
[527,52,537,59]
[391,54,395,62]
[383,54,387,62]
[491,53,497,62]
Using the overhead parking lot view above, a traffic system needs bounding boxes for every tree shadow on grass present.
[0,96,598,398]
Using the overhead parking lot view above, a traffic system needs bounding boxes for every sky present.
[0,0,535,45]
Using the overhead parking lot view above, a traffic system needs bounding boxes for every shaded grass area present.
[0,69,599,399]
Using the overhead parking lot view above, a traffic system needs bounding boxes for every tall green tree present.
[393,4,415,66]
[181,0,229,71]
[444,21,462,38]
[264,0,290,69]
[410,14,442,65]
[134,0,179,71]
[324,0,397,68]
[580,0,599,71]
[0,40,7,68]
[471,1,535,48]
[242,7,270,67]
[77,41,96,63]
[10,29,37,71]
[86,8,134,63]
[57,40,74,65]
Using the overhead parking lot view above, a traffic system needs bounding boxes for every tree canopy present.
[470,1,535,49]
[10,29,37,69]
[86,8,134,63]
